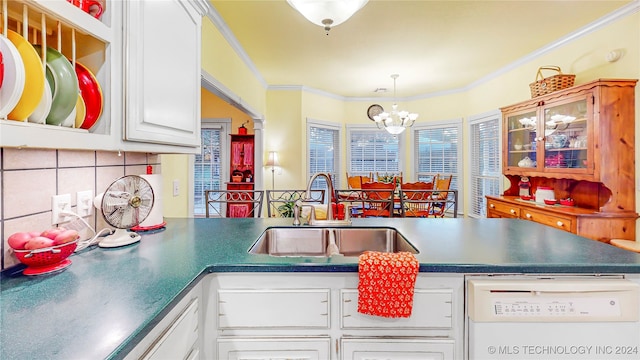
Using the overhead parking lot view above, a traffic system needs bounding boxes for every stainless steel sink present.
[248,227,419,257]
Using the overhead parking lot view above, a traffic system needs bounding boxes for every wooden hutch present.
[226,133,255,217]
[487,79,638,242]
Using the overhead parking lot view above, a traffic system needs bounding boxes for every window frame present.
[192,118,231,217]
[410,118,463,215]
[467,110,502,218]
[307,118,343,189]
[346,124,406,179]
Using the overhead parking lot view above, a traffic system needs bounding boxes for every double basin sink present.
[248,227,419,257]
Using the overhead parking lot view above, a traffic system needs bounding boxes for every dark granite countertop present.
[2,217,640,359]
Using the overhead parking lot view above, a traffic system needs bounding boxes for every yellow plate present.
[0,35,25,118]
[75,93,86,128]
[7,30,44,121]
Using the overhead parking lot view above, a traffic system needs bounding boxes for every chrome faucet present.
[293,172,352,226]
[305,172,335,221]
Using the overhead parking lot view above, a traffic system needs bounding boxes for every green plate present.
[33,45,78,126]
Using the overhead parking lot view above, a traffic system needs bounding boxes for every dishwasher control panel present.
[493,297,621,318]
[468,278,639,322]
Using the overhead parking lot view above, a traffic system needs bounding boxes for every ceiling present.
[209,0,633,99]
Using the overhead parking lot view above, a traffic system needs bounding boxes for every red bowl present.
[544,199,557,205]
[560,199,575,206]
[13,241,77,275]
[520,195,533,201]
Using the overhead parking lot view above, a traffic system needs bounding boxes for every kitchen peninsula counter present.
[2,217,640,359]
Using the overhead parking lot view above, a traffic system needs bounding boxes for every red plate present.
[74,62,103,129]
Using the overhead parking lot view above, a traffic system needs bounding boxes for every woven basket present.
[529,66,575,98]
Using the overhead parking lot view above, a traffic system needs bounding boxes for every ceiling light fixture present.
[372,74,419,135]
[286,0,369,34]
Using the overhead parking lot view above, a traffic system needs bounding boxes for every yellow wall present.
[263,90,303,190]
[164,10,639,220]
[161,154,191,217]
[200,20,266,113]
[201,88,253,133]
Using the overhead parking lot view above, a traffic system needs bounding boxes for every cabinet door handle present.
[526,213,532,218]
[557,221,564,227]
[489,204,495,208]
[510,209,516,214]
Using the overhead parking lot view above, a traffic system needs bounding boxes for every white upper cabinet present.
[122,0,205,150]
[0,0,206,153]
[1,0,117,150]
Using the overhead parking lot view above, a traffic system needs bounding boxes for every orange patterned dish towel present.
[357,251,419,318]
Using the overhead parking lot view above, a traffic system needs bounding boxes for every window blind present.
[308,122,340,189]
[469,113,501,217]
[413,124,460,190]
[194,128,222,216]
[349,130,399,176]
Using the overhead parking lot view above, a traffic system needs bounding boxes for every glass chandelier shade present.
[372,75,419,135]
[286,0,369,33]
[373,104,419,135]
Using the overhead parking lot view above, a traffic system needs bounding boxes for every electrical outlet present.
[173,180,179,197]
[76,190,94,217]
[51,194,72,225]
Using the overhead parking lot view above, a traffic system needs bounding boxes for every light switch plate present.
[173,180,179,197]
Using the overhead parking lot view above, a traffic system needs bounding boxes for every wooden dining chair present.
[360,181,396,217]
[400,181,435,217]
[429,174,453,217]
[346,173,363,189]
[361,172,373,184]
[347,172,373,189]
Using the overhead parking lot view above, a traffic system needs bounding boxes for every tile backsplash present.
[0,148,160,271]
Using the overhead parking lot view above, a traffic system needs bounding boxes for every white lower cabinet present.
[125,284,202,360]
[218,289,330,329]
[341,289,454,330]
[204,273,464,360]
[218,337,332,359]
[341,338,456,359]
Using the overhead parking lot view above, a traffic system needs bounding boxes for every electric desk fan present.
[94,175,154,248]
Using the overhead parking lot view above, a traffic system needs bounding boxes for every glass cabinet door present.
[542,98,588,170]
[506,110,537,169]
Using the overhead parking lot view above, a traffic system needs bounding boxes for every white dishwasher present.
[467,276,640,360]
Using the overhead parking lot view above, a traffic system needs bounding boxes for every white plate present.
[61,102,77,127]
[0,35,26,118]
[28,76,53,124]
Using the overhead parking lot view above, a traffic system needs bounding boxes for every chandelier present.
[372,74,419,135]
[286,0,369,34]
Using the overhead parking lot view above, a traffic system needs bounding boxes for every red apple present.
[24,236,55,250]
[7,232,33,250]
[53,229,79,245]
[41,227,66,240]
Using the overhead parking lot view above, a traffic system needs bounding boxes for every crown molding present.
[205,5,268,89]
